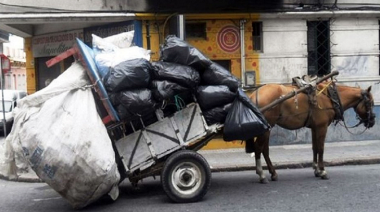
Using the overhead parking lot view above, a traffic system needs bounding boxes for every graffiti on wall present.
[335,56,368,76]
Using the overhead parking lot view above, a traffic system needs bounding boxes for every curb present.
[209,157,380,173]
[0,173,43,183]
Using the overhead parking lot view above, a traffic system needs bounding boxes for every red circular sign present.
[217,26,240,52]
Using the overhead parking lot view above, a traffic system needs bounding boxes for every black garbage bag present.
[104,58,152,92]
[196,85,236,111]
[203,103,233,125]
[202,62,240,92]
[150,80,189,101]
[151,61,200,90]
[223,89,270,141]
[160,35,212,71]
[109,88,156,120]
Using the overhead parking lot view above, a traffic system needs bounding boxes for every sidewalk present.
[1,139,380,182]
[199,140,380,172]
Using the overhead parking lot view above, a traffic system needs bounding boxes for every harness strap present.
[303,103,313,127]
[292,82,314,128]
[327,82,345,123]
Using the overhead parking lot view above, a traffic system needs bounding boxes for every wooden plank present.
[259,71,339,113]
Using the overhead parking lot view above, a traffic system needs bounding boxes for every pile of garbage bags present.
[94,34,269,140]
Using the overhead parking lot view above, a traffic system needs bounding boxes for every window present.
[212,60,231,72]
[252,22,263,52]
[185,22,207,39]
[307,21,331,76]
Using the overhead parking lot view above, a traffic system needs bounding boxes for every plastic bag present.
[223,89,270,141]
[110,88,156,119]
[103,58,152,92]
[150,80,188,101]
[160,35,212,71]
[96,31,135,49]
[2,62,120,209]
[92,33,150,78]
[202,62,240,92]
[151,61,200,90]
[94,46,151,78]
[203,103,233,125]
[92,34,119,53]
[196,85,236,111]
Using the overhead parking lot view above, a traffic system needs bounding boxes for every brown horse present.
[247,81,375,183]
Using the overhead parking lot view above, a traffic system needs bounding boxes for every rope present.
[174,95,186,111]
[316,80,333,96]
[315,81,334,109]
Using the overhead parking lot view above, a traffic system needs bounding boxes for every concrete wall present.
[257,17,380,145]
[260,19,307,84]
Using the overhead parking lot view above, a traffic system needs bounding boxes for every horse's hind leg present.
[262,138,278,181]
[255,133,269,184]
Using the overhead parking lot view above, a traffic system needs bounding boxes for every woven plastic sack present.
[3,62,120,209]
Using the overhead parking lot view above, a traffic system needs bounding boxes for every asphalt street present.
[1,164,380,212]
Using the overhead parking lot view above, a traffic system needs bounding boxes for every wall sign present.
[83,21,138,47]
[32,29,84,58]
[217,25,240,53]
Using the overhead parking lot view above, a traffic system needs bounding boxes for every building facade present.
[1,0,379,148]
[2,37,26,91]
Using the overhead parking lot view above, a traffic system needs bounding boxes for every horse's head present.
[354,86,375,128]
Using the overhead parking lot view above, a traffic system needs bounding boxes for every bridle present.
[352,90,375,129]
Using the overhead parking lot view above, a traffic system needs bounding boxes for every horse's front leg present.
[312,126,329,180]
[254,135,269,184]
[311,130,320,177]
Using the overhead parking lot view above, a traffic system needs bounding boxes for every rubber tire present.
[161,150,211,203]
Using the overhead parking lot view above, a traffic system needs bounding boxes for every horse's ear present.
[367,86,372,93]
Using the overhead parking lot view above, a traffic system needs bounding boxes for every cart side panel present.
[173,104,207,143]
[115,131,151,171]
[145,118,181,156]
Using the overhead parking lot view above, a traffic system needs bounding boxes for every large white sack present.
[2,62,120,208]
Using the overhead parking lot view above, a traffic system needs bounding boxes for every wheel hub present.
[174,167,199,189]
[171,162,202,195]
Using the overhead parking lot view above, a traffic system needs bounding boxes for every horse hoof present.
[321,174,329,180]
[260,178,269,184]
[314,172,321,177]
[271,174,278,181]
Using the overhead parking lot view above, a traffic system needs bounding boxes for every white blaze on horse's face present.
[355,86,375,128]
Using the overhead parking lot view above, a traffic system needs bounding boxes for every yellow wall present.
[24,38,36,94]
[137,13,261,85]
[137,13,261,149]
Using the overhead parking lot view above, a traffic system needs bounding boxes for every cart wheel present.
[161,150,211,203]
